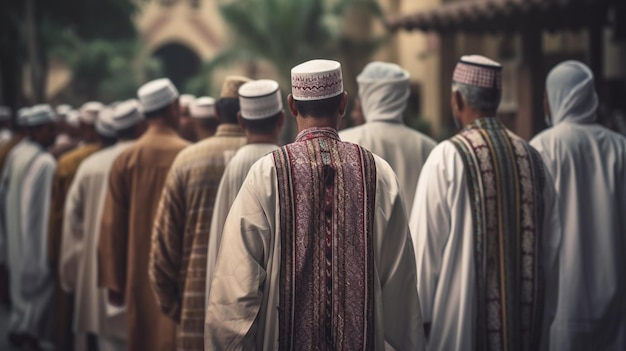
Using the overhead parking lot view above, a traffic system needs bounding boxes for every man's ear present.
[452,91,464,114]
[287,94,298,118]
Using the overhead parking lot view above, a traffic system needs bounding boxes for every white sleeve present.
[58,168,85,293]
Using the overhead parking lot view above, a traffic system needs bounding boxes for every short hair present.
[198,118,219,131]
[216,97,240,124]
[241,111,281,135]
[294,94,343,119]
[99,135,118,145]
[144,104,171,120]
[116,124,140,139]
[452,81,501,114]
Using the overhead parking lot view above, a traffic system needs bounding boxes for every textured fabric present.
[453,56,502,90]
[356,61,410,123]
[98,126,189,351]
[205,143,279,304]
[531,115,626,349]
[291,60,343,100]
[59,141,134,339]
[150,124,245,351]
[3,140,56,340]
[410,118,562,351]
[205,127,425,351]
[545,60,598,125]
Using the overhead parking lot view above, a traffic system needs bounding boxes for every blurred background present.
[0,0,624,141]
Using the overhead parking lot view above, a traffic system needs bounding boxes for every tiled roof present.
[385,0,610,33]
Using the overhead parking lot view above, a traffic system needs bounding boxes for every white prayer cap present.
[26,104,57,126]
[357,62,410,123]
[66,110,81,128]
[113,99,145,130]
[546,60,598,125]
[17,107,31,126]
[291,59,343,101]
[220,76,253,98]
[95,108,117,138]
[189,97,216,119]
[79,101,104,125]
[179,94,195,108]
[453,55,502,90]
[138,78,179,113]
[239,80,283,120]
[56,104,72,117]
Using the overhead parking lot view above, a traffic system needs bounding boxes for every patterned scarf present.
[450,118,546,351]
[272,127,376,351]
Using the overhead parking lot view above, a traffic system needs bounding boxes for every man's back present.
[205,127,423,350]
[340,122,435,213]
[531,123,626,350]
[411,118,561,350]
[99,127,188,351]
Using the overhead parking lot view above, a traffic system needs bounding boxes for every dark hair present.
[216,97,240,124]
[116,124,140,139]
[294,93,343,119]
[241,111,281,134]
[99,134,118,145]
[144,104,171,120]
[198,118,219,131]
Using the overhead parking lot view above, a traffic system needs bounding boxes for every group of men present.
[0,53,622,351]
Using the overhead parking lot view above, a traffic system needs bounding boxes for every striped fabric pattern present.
[449,118,545,351]
[272,127,376,351]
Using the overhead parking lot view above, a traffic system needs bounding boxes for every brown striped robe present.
[150,124,246,351]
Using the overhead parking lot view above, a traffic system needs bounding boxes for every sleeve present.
[149,165,185,323]
[58,169,85,293]
[375,158,425,351]
[97,157,129,294]
[408,144,453,326]
[205,175,270,351]
[21,157,56,298]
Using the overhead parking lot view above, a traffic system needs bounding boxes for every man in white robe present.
[2,104,58,350]
[59,100,146,351]
[205,79,283,303]
[409,55,562,351]
[205,60,424,350]
[530,61,626,350]
[339,61,436,214]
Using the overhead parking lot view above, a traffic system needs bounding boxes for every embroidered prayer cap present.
[179,94,196,108]
[95,108,117,138]
[138,78,179,113]
[220,76,253,99]
[17,107,31,126]
[113,99,145,130]
[452,55,502,91]
[239,79,283,120]
[26,104,57,126]
[79,101,104,125]
[189,97,217,119]
[0,106,11,121]
[291,59,343,101]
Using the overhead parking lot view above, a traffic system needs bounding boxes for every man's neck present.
[296,116,338,133]
[246,133,277,145]
[147,119,175,133]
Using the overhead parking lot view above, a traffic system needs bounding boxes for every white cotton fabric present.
[339,62,436,214]
[531,60,626,351]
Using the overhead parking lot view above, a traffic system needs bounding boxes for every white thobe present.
[205,154,425,351]
[409,141,561,351]
[531,123,626,350]
[59,142,133,346]
[3,140,56,339]
[340,121,436,215]
[0,139,28,264]
[205,143,278,304]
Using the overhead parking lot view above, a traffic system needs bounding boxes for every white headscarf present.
[546,60,598,125]
[357,61,410,123]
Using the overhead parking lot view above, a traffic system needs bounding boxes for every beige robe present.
[98,127,189,351]
[150,124,245,351]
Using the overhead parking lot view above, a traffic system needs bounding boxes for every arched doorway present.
[152,42,201,91]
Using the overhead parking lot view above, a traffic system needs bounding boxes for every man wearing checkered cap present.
[408,55,562,351]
